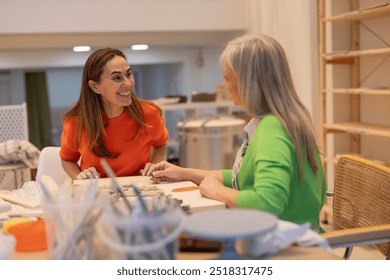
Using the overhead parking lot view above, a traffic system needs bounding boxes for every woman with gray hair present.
[146,34,326,231]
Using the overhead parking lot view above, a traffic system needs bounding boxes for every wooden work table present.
[14,245,341,260]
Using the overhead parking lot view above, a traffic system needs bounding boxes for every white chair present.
[0,103,30,189]
[36,146,71,187]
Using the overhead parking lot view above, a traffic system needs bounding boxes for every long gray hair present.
[220,34,319,175]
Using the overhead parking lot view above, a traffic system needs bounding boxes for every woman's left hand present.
[199,175,225,201]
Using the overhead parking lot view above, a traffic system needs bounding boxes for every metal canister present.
[178,115,246,169]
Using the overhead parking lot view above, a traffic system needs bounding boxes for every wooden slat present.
[325,47,390,60]
[318,0,327,159]
[350,1,360,154]
[324,122,390,138]
[324,3,390,21]
[323,88,390,95]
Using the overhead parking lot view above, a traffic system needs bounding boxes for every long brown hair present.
[220,34,319,176]
[64,47,161,157]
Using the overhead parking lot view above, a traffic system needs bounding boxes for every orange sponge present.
[7,219,47,252]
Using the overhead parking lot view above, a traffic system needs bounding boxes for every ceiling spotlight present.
[73,46,91,52]
[131,44,149,51]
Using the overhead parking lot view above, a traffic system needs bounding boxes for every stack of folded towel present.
[0,139,40,168]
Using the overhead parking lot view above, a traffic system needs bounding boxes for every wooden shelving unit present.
[318,0,390,183]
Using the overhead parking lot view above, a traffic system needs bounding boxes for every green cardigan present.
[223,115,326,229]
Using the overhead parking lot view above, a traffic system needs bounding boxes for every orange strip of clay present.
[171,186,200,192]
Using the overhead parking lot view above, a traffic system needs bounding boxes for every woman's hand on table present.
[76,167,100,180]
[199,175,225,200]
[143,161,183,183]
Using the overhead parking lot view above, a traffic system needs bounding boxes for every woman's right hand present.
[146,161,184,183]
[76,167,100,180]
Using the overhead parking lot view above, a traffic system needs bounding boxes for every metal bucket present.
[178,115,246,169]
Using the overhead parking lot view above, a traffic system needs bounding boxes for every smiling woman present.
[59,48,169,180]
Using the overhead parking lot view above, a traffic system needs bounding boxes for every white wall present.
[0,0,246,34]
[247,0,318,122]
[199,45,225,92]
[0,73,12,104]
[0,70,25,105]
[46,68,82,108]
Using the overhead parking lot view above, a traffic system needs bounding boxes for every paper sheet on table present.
[0,181,42,220]
[157,180,226,213]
